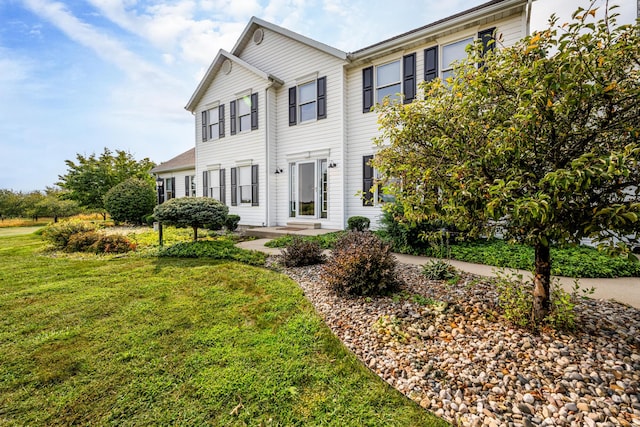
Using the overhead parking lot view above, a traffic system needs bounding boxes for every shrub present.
[66,231,101,252]
[281,236,325,267]
[104,178,156,225]
[143,214,155,226]
[41,220,98,249]
[153,197,229,241]
[347,216,370,232]
[225,214,241,231]
[89,234,134,254]
[159,239,265,266]
[321,231,398,296]
[422,260,457,280]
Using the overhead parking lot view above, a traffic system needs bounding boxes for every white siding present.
[237,28,347,229]
[194,63,268,226]
[156,170,195,200]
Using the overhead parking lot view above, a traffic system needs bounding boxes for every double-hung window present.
[362,53,416,112]
[201,105,224,141]
[441,37,474,82]
[185,175,196,196]
[376,61,401,104]
[288,76,327,126]
[230,93,258,135]
[230,164,259,206]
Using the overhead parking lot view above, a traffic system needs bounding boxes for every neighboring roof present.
[232,16,348,60]
[349,0,528,62]
[151,148,195,173]
[185,50,284,112]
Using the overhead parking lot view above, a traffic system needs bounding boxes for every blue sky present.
[0,0,636,192]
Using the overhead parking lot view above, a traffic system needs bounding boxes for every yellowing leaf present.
[546,99,553,107]
[598,57,604,67]
[588,9,596,17]
[530,34,541,44]
[604,82,617,92]
[456,92,463,98]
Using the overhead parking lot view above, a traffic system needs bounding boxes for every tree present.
[57,148,155,219]
[372,5,640,322]
[104,178,156,225]
[0,189,23,219]
[153,197,229,241]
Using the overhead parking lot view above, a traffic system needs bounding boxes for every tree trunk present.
[193,226,198,241]
[532,243,551,322]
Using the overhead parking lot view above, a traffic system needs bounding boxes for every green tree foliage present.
[57,148,155,218]
[35,189,81,222]
[373,6,640,322]
[153,197,229,241]
[104,178,156,225]
[0,189,24,219]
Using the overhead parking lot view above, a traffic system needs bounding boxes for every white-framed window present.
[376,60,401,104]
[238,96,251,132]
[299,81,317,122]
[187,175,196,196]
[441,37,474,81]
[238,165,252,204]
[209,170,221,201]
[208,108,219,140]
[165,177,174,200]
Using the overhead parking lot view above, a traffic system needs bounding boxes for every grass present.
[0,231,446,426]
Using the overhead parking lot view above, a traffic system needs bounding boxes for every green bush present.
[143,214,155,226]
[421,260,457,280]
[154,197,229,241]
[41,220,98,249]
[347,216,370,232]
[66,231,101,252]
[225,214,241,231]
[321,231,398,296]
[89,234,133,254]
[159,239,265,266]
[281,236,325,267]
[104,178,156,225]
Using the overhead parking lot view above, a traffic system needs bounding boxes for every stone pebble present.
[274,257,640,427]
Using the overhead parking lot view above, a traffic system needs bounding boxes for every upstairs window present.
[289,77,327,126]
[442,37,474,81]
[362,53,415,112]
[201,105,224,141]
[230,93,258,135]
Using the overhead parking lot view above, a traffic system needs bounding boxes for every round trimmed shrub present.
[104,178,156,225]
[347,216,371,232]
[321,231,398,296]
[153,197,229,241]
[225,214,241,231]
[281,236,325,267]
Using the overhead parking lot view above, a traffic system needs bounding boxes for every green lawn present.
[0,232,446,426]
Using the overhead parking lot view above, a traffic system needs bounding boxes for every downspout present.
[525,0,533,36]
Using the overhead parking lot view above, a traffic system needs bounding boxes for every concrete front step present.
[244,226,339,239]
[286,221,321,229]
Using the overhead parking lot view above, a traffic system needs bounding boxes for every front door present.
[297,161,316,217]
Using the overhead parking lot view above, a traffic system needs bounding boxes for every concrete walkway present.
[238,238,640,310]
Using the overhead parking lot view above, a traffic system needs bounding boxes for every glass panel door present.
[298,162,316,217]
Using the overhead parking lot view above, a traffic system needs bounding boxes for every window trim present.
[440,36,475,82]
[375,59,402,105]
[298,80,317,123]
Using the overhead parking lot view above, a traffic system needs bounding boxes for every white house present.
[183,0,532,229]
[150,147,196,203]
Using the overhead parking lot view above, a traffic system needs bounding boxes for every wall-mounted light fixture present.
[274,168,283,174]
[328,161,337,168]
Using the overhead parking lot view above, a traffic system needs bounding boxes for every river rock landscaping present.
[276,258,640,427]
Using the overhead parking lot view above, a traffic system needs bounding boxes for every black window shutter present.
[203,171,208,197]
[363,155,374,206]
[219,104,225,138]
[478,27,496,69]
[201,111,208,141]
[170,177,176,199]
[185,176,190,197]
[230,100,237,135]
[250,93,258,130]
[317,76,327,119]
[424,46,438,82]
[288,86,297,126]
[362,66,373,113]
[251,164,259,206]
[220,169,226,205]
[230,167,237,206]
[402,53,416,103]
